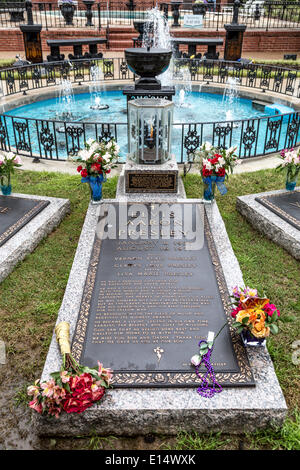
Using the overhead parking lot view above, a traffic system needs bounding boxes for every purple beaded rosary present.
[191,324,227,398]
[195,339,222,398]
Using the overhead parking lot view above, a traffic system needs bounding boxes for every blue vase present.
[82,174,105,204]
[285,168,299,191]
[202,176,216,201]
[1,184,12,196]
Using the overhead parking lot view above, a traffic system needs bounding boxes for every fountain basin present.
[125,47,173,90]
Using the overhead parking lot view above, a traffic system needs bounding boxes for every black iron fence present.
[0,58,299,162]
[1,57,299,96]
[0,1,299,30]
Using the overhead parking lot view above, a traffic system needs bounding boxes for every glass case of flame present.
[128,98,174,165]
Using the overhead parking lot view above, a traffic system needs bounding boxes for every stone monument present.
[120,45,180,197]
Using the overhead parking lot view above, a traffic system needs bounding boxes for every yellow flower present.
[252,324,270,339]
[236,310,252,325]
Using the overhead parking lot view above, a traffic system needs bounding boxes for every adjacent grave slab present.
[236,187,300,260]
[0,193,70,283]
[34,198,287,437]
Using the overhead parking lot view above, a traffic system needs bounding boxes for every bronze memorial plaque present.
[126,171,178,193]
[72,202,254,388]
[255,190,300,231]
[0,195,50,248]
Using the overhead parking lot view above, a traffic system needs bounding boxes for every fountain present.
[89,65,109,111]
[123,7,175,103]
[223,77,240,126]
[56,78,75,120]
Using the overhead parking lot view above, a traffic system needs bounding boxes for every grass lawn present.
[0,168,299,450]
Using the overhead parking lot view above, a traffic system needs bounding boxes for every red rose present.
[77,165,82,173]
[202,168,212,177]
[217,168,226,177]
[81,169,88,178]
[106,169,111,174]
[63,398,84,414]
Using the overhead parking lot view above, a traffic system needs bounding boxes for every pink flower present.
[264,303,280,317]
[13,155,22,165]
[191,354,201,366]
[27,384,40,398]
[60,371,70,383]
[41,378,56,398]
[29,399,43,414]
[232,286,242,298]
[244,286,258,298]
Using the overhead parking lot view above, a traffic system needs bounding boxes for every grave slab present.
[236,187,300,260]
[34,198,287,436]
[0,193,70,283]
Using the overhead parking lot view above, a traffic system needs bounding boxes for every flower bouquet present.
[0,151,22,196]
[75,138,119,204]
[27,322,112,417]
[194,142,240,201]
[231,286,280,346]
[276,148,300,191]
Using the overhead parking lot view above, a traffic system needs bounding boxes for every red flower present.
[231,304,242,318]
[81,169,88,178]
[106,169,111,174]
[91,163,101,173]
[217,168,226,177]
[77,165,83,173]
[202,168,212,177]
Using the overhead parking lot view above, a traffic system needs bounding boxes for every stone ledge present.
[33,198,287,436]
[0,193,70,283]
[236,187,300,260]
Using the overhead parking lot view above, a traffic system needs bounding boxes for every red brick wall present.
[1,27,300,56]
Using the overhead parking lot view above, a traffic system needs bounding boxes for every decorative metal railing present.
[0,58,299,162]
[0,1,299,31]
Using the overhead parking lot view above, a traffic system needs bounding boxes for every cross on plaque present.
[0,206,10,214]
[154,347,164,363]
[290,202,300,209]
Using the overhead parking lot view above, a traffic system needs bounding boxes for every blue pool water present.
[4,89,295,160]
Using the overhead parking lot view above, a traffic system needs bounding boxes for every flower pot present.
[192,4,206,16]
[60,3,76,26]
[241,329,266,347]
[285,167,299,191]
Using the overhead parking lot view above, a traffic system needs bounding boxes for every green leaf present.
[242,316,249,325]
[270,324,279,335]
[200,347,209,356]
[200,342,208,350]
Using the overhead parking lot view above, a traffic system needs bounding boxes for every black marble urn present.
[125,47,173,90]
